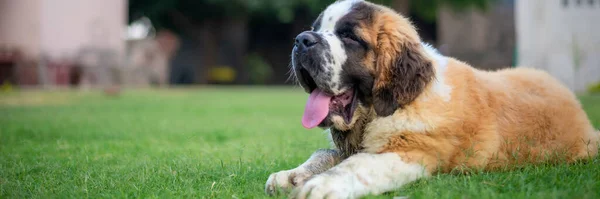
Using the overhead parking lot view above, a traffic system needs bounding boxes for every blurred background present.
[0,0,598,93]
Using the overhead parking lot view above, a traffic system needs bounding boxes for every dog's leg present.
[292,152,428,199]
[265,149,341,195]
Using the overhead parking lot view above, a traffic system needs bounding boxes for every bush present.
[588,82,600,94]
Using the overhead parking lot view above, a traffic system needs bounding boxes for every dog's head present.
[292,0,434,130]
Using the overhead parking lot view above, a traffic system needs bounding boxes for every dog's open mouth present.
[301,87,358,129]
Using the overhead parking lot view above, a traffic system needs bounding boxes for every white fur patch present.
[370,116,431,133]
[319,0,362,32]
[422,43,452,102]
[322,33,347,94]
[293,153,428,198]
[362,115,433,153]
[315,0,362,94]
[265,150,339,195]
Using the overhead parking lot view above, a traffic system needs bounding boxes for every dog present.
[265,0,600,198]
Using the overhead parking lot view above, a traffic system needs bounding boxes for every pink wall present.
[0,0,42,57]
[40,0,127,59]
[0,0,127,59]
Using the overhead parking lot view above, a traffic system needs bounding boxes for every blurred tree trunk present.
[219,16,248,84]
[168,11,249,84]
[199,19,219,84]
[391,0,411,15]
[168,11,205,84]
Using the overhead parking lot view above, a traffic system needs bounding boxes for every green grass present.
[0,87,599,199]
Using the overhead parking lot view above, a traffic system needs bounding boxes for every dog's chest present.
[330,128,365,159]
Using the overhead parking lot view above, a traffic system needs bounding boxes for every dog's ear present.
[373,39,434,117]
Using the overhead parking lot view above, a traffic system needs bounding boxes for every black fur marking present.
[373,43,435,116]
[330,110,373,158]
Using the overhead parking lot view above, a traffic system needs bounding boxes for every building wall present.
[0,0,126,60]
[0,0,42,57]
[516,0,600,93]
[40,0,127,59]
[437,0,516,70]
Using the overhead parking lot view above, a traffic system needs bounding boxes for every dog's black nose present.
[295,32,318,49]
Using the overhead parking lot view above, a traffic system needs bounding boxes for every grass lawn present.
[1,87,599,199]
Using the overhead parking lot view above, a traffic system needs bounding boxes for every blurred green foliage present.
[129,0,495,31]
[412,0,493,22]
[246,53,273,84]
[588,82,600,94]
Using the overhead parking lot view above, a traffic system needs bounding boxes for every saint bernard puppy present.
[265,0,600,198]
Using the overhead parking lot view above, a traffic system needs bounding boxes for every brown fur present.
[370,60,599,173]
[369,9,434,116]
[334,1,599,174]
[372,42,434,116]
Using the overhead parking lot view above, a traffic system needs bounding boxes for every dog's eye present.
[338,31,357,43]
[339,32,350,38]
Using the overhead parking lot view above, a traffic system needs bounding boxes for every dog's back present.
[475,66,599,165]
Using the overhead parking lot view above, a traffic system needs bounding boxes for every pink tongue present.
[302,88,332,129]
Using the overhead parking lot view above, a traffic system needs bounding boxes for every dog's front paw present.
[291,173,356,199]
[265,169,313,196]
